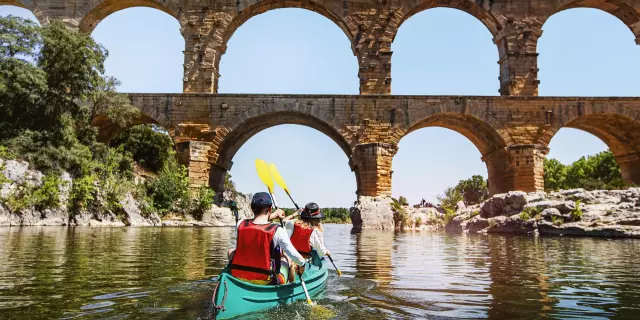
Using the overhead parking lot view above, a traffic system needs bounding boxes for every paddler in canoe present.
[226,192,306,285]
[211,193,329,319]
[282,202,331,282]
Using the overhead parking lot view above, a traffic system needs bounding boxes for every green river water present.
[0,225,639,319]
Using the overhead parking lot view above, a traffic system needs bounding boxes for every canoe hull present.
[211,258,328,319]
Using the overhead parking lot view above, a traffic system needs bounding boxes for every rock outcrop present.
[350,196,445,230]
[0,158,251,227]
[448,189,640,238]
[350,196,395,230]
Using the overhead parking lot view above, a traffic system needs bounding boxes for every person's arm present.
[283,208,302,222]
[284,220,295,238]
[310,229,329,257]
[274,228,306,266]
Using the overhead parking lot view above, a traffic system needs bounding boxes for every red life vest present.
[230,220,280,281]
[290,221,314,258]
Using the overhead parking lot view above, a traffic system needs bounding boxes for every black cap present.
[301,202,324,219]
[251,192,273,212]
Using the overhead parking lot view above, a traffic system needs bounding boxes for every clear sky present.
[2,6,639,207]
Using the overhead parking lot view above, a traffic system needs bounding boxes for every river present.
[0,225,638,319]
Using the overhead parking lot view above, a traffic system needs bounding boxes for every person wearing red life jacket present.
[227,192,306,285]
[283,202,331,259]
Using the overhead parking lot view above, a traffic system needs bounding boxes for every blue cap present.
[251,192,273,208]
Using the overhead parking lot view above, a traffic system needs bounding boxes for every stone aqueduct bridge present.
[4,0,640,196]
[127,94,640,197]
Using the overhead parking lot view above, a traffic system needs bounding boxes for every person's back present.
[228,192,306,285]
[284,203,331,259]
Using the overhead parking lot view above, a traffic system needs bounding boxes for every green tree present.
[544,150,625,191]
[145,157,190,216]
[110,125,173,172]
[543,158,567,191]
[437,186,463,215]
[455,175,488,205]
[0,16,137,178]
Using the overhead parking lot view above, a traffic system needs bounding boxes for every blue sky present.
[2,6,639,207]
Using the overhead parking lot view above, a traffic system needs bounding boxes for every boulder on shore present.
[448,188,640,238]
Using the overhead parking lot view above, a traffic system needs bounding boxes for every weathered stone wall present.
[5,0,640,95]
[121,93,640,197]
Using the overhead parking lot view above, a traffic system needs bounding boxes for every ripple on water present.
[0,226,639,319]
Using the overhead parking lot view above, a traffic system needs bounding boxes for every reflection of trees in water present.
[0,227,237,318]
[487,235,640,319]
[354,229,394,286]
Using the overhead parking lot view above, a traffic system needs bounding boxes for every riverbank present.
[351,188,640,238]
[0,158,252,227]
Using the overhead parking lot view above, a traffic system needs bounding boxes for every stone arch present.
[396,0,502,40]
[223,0,354,52]
[0,1,46,24]
[546,105,640,185]
[214,0,356,89]
[93,113,159,142]
[547,1,640,43]
[209,104,356,191]
[78,0,181,32]
[399,110,510,195]
[94,95,171,142]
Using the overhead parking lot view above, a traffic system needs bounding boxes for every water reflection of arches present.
[353,230,393,286]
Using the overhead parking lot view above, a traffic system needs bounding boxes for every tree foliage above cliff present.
[0,16,139,177]
[111,125,173,172]
[543,151,625,191]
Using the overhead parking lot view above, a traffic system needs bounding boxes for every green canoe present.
[210,254,328,319]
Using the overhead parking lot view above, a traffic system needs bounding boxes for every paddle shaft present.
[285,190,299,210]
[298,267,313,304]
[326,254,342,276]
[267,191,284,227]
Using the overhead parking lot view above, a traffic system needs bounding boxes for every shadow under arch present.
[547,1,640,41]
[396,1,501,40]
[223,1,355,53]
[78,0,181,32]
[546,111,640,185]
[210,107,356,191]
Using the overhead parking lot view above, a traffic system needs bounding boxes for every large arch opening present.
[218,8,358,94]
[393,114,506,206]
[220,120,356,208]
[546,114,640,190]
[90,7,183,93]
[539,8,640,96]
[391,7,499,95]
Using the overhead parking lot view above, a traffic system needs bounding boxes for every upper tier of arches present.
[5,0,640,52]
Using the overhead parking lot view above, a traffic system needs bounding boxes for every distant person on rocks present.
[227,192,305,285]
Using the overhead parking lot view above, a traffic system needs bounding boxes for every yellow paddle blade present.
[269,163,289,193]
[255,159,274,193]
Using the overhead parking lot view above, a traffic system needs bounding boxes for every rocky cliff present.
[0,159,252,227]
